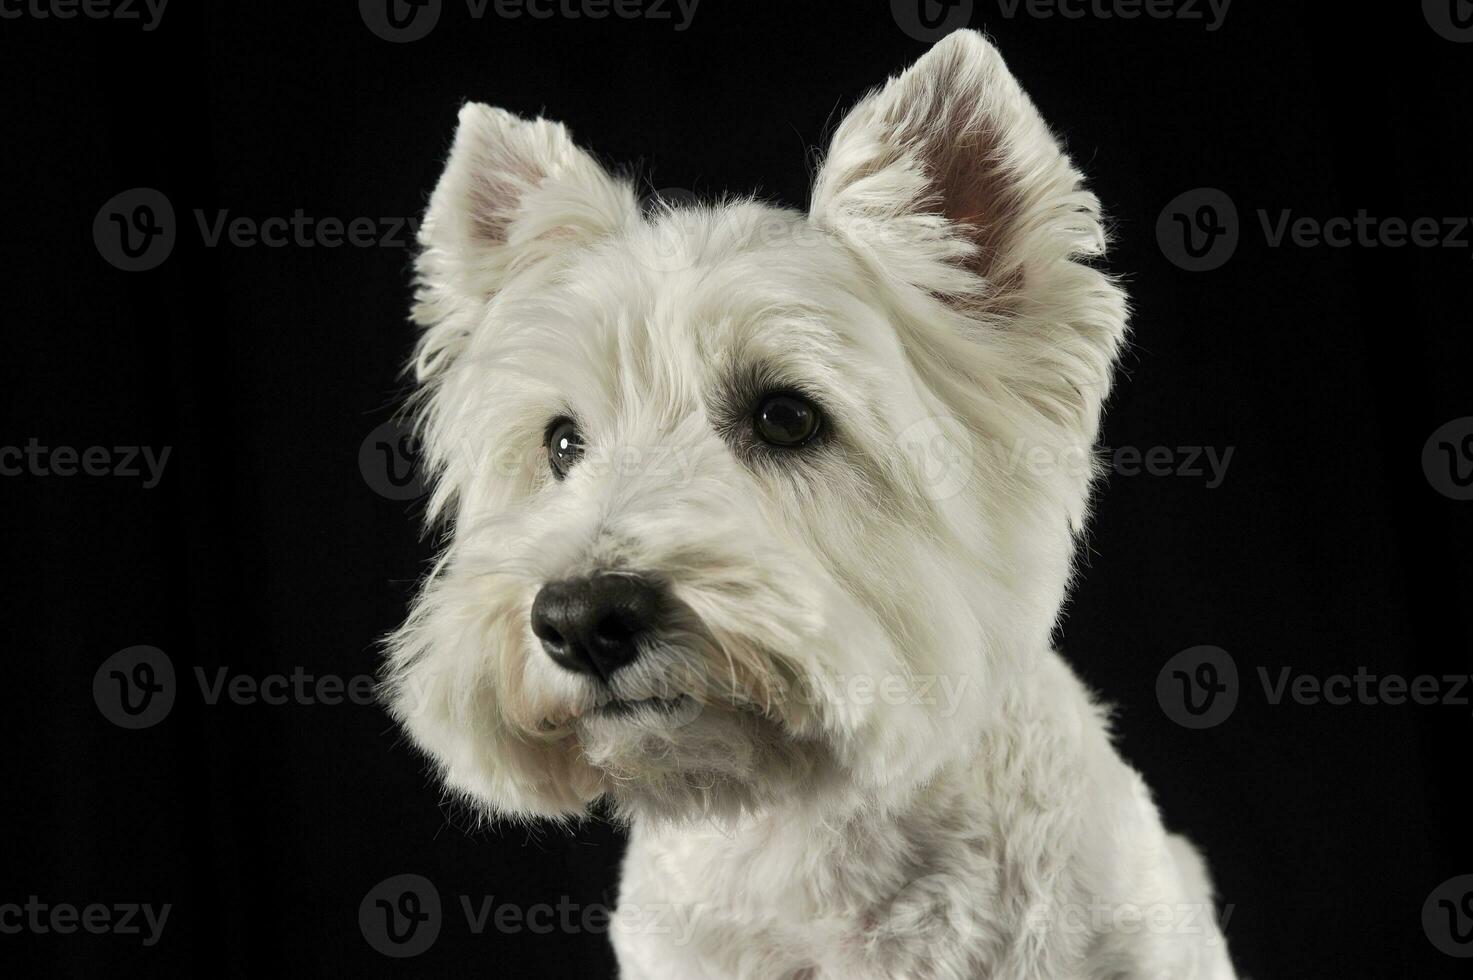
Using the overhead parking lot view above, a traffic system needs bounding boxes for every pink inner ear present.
[467,156,547,248]
[930,122,1024,293]
[876,40,1029,300]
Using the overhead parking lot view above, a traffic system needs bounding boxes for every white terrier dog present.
[384,30,1238,979]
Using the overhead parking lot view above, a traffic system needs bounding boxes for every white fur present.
[384,31,1238,979]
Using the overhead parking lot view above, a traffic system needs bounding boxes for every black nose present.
[531,574,664,680]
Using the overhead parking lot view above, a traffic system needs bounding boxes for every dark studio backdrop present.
[1,1,1470,977]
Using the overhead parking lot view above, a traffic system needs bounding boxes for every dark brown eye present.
[545,417,584,479]
[753,393,822,448]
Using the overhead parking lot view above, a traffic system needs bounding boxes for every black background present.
[2,1,1470,977]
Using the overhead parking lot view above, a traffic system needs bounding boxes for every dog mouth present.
[593,695,692,717]
[536,693,699,733]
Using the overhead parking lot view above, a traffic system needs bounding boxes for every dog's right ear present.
[412,104,636,380]
[810,32,1126,450]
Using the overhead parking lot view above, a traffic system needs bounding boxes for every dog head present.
[383,31,1127,825]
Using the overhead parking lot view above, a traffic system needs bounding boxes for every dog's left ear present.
[412,103,637,380]
[811,31,1126,440]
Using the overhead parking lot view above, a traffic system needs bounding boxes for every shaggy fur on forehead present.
[383,30,1236,980]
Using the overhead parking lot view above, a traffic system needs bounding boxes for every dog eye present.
[545,417,584,480]
[753,393,822,448]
